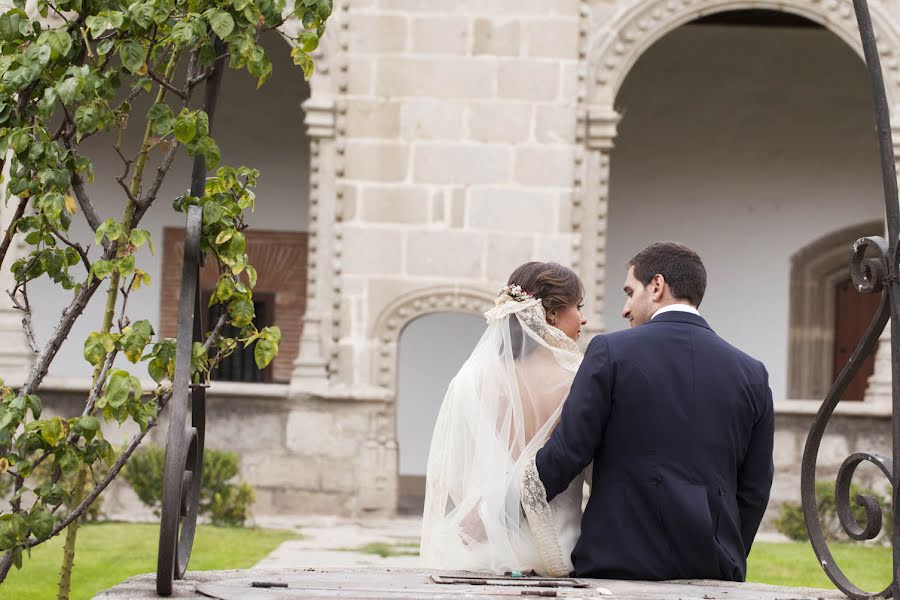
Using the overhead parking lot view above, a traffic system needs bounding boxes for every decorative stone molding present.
[786,220,883,400]
[370,287,495,391]
[587,0,900,107]
[577,107,622,336]
[286,4,348,393]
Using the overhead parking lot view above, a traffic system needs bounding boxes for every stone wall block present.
[498,60,559,101]
[525,19,579,59]
[348,13,407,53]
[414,143,510,184]
[773,429,797,469]
[346,101,401,139]
[361,186,430,224]
[345,142,408,182]
[473,18,521,56]
[535,105,577,144]
[514,146,575,187]
[468,102,532,143]
[485,234,535,282]
[468,187,558,233]
[400,100,466,140]
[406,231,484,278]
[341,225,404,275]
[534,234,574,265]
[242,454,321,489]
[347,57,374,95]
[376,57,496,99]
[412,16,469,54]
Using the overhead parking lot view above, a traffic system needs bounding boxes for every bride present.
[420,262,587,577]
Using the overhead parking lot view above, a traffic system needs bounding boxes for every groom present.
[535,242,774,581]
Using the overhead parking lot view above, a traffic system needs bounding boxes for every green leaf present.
[208,9,234,39]
[25,395,41,419]
[39,417,64,446]
[171,20,195,46]
[290,47,314,80]
[147,103,174,136]
[148,358,167,383]
[119,40,146,74]
[84,332,114,366]
[119,320,154,363]
[228,298,254,327]
[27,507,53,541]
[128,228,153,251]
[73,103,100,136]
[254,338,278,370]
[85,14,109,39]
[128,1,154,29]
[191,341,208,373]
[77,415,100,440]
[215,230,233,245]
[91,259,115,281]
[299,30,318,52]
[104,370,135,409]
[56,77,79,104]
[173,111,197,144]
[245,265,257,289]
[95,218,124,243]
[58,447,80,478]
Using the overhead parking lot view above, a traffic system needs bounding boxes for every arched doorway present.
[603,10,883,400]
[395,312,485,514]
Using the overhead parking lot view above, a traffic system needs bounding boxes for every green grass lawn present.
[0,522,295,600]
[748,541,891,591]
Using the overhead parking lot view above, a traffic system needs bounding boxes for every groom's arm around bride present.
[532,242,774,582]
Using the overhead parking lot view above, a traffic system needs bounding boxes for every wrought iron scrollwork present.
[800,0,900,597]
[156,43,225,597]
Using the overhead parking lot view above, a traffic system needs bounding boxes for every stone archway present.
[358,287,494,512]
[576,0,900,334]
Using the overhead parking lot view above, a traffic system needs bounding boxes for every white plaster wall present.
[31,32,311,378]
[395,312,485,476]
[605,24,884,400]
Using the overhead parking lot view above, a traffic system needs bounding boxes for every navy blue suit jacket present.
[536,311,774,581]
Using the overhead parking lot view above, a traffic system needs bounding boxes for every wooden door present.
[833,279,880,400]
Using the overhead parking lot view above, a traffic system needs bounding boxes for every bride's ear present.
[546,310,557,325]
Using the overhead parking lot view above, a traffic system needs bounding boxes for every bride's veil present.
[420,291,582,574]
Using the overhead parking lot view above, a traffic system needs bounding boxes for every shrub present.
[122,446,255,526]
[776,480,890,542]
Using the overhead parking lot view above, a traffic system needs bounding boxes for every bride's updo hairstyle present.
[504,262,583,358]
[506,261,583,319]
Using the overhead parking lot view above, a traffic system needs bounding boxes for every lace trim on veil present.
[484,298,581,372]
[520,453,570,577]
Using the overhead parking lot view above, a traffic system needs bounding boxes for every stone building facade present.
[6,0,900,526]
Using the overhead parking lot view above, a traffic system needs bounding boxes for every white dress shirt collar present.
[651,304,700,320]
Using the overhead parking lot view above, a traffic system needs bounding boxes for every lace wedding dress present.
[420,292,585,576]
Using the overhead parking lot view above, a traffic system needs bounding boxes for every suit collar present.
[646,311,713,331]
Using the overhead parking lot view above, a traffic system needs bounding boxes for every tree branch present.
[44,219,92,275]
[0,196,29,272]
[146,67,186,100]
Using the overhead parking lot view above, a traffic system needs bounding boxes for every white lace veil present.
[420,291,583,575]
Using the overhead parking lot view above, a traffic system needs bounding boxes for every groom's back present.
[575,311,774,582]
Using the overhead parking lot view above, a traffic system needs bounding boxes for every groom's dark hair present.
[628,242,706,307]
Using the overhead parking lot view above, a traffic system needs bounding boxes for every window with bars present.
[205,292,275,383]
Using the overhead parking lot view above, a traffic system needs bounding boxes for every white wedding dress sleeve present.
[420,295,585,576]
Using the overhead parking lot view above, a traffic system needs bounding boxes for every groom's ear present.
[650,274,666,302]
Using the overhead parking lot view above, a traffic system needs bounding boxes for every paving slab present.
[96,567,845,600]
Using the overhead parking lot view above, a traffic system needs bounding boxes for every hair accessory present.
[497,284,535,305]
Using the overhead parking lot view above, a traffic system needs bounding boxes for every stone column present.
[289,97,337,395]
[864,322,892,405]
[579,106,621,338]
[0,152,34,384]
